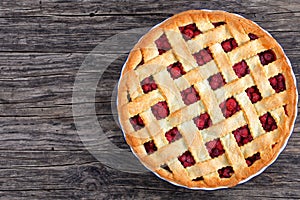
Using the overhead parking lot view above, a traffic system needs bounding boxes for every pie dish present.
[117,10,297,189]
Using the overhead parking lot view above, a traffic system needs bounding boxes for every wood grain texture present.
[0,0,299,199]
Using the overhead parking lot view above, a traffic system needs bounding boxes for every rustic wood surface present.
[0,0,299,199]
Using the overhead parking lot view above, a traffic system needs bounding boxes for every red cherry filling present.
[246,86,262,103]
[245,152,261,167]
[135,58,144,70]
[141,76,158,94]
[219,97,240,118]
[167,61,186,79]
[179,23,202,40]
[130,114,145,131]
[221,38,238,53]
[218,166,234,178]
[206,138,225,158]
[193,113,212,130]
[181,86,200,105]
[165,127,182,143]
[248,33,258,40]
[208,72,226,90]
[283,105,288,116]
[259,50,276,65]
[232,125,253,146]
[144,140,157,154]
[213,22,226,27]
[259,112,277,132]
[151,101,169,120]
[155,34,171,55]
[178,151,196,168]
[232,60,250,78]
[269,73,286,93]
[193,47,213,66]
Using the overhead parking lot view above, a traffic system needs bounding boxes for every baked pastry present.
[117,10,297,189]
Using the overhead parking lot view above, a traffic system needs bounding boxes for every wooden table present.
[0,0,299,199]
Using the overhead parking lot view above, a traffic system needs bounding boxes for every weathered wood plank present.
[0,17,298,53]
[0,0,298,53]
[0,0,299,17]
[0,155,298,199]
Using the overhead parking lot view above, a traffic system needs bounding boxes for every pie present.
[117,10,297,189]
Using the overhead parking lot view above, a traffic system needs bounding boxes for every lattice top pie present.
[117,10,297,189]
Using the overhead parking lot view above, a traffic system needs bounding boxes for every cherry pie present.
[117,10,297,189]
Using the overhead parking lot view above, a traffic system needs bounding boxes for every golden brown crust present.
[117,10,297,189]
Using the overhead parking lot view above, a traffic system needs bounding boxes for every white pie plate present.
[116,10,298,190]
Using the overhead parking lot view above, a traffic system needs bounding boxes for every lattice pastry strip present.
[220,133,248,171]
[165,30,198,71]
[226,18,250,45]
[153,70,185,112]
[125,89,165,116]
[168,101,205,127]
[235,92,264,138]
[124,70,144,100]
[241,129,280,159]
[215,74,255,101]
[246,55,275,98]
[194,81,225,124]
[255,91,290,116]
[142,138,187,170]
[140,28,165,62]
[187,154,230,179]
[187,25,232,53]
[136,51,177,81]
[264,58,286,78]
[200,111,246,143]
[240,107,286,159]
[190,11,215,32]
[117,10,297,189]
[227,37,270,65]
[179,121,210,162]
[209,42,237,82]
[174,60,219,91]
